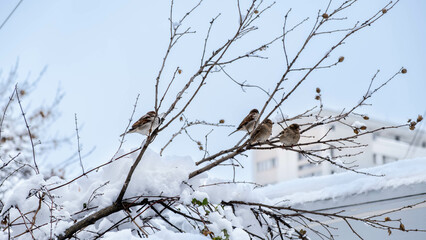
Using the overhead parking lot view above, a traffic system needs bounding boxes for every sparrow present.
[229,109,259,136]
[279,123,300,146]
[250,119,273,144]
[120,111,160,137]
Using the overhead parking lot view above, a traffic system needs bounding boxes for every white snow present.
[103,229,140,239]
[2,146,425,239]
[145,229,208,240]
[0,148,266,239]
[259,158,426,205]
[352,121,366,129]
[172,21,181,29]
[229,228,250,240]
[1,174,45,215]
[334,158,344,166]
[286,228,295,237]
[207,211,233,236]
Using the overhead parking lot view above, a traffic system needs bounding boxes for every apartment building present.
[253,109,426,185]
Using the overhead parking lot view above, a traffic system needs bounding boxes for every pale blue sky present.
[0,0,425,180]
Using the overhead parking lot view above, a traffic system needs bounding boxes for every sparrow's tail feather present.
[120,128,135,137]
[228,129,238,136]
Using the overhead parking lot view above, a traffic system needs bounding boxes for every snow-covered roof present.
[258,158,426,205]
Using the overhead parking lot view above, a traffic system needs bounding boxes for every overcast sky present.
[0,0,425,181]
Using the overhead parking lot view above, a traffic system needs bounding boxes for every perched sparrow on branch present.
[120,111,160,137]
[279,123,300,146]
[229,109,259,136]
[250,119,273,144]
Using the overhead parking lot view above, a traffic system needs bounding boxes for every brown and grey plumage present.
[229,109,259,136]
[279,123,300,146]
[250,119,273,144]
[120,111,160,137]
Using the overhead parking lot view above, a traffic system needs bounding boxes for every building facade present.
[253,110,426,185]
[258,158,426,239]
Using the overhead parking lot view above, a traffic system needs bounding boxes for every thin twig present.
[15,85,39,174]
[74,113,85,174]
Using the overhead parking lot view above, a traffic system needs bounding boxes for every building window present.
[257,158,277,172]
[298,162,315,170]
[299,171,321,178]
[382,155,397,164]
[395,135,400,141]
[271,158,277,167]
[256,162,261,172]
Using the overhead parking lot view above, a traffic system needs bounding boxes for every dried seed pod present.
[417,115,423,122]
[322,13,329,19]
[399,223,405,231]
[20,90,26,96]
[363,115,370,120]
[382,9,387,14]
[202,228,212,236]
[315,95,321,100]
[384,217,391,221]
[178,69,182,74]
[360,126,367,130]
[179,116,183,121]
[219,119,225,124]
[401,68,407,74]
[316,87,321,93]
[353,128,359,134]
[254,9,259,14]
[338,56,345,62]
[199,146,204,150]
